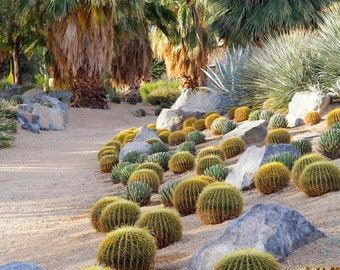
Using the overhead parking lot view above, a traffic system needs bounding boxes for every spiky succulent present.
[268,114,288,129]
[234,106,251,122]
[169,131,187,146]
[100,154,119,173]
[0,131,14,149]
[326,108,340,127]
[97,146,118,161]
[203,164,229,181]
[187,131,205,145]
[221,137,246,159]
[183,117,197,128]
[0,118,17,134]
[168,151,195,174]
[212,117,237,135]
[194,119,206,131]
[124,182,152,206]
[304,111,321,126]
[248,110,261,121]
[332,122,340,130]
[197,146,225,161]
[159,179,182,207]
[265,129,291,144]
[122,151,147,164]
[149,141,169,154]
[146,152,173,170]
[264,152,299,170]
[318,129,340,159]
[158,130,171,143]
[128,169,160,192]
[136,162,164,180]
[260,109,274,121]
[146,138,162,145]
[105,140,121,150]
[196,155,224,175]
[178,141,196,155]
[111,162,138,184]
[292,139,312,155]
[205,113,220,129]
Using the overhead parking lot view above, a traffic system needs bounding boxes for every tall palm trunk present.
[11,38,22,84]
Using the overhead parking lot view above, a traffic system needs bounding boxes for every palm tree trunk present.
[11,38,22,85]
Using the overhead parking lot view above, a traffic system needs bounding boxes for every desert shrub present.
[178,141,196,155]
[268,114,288,129]
[197,183,243,224]
[140,80,180,105]
[183,117,197,128]
[151,58,166,80]
[205,113,220,129]
[194,119,206,131]
[292,139,313,155]
[97,227,156,270]
[248,110,261,121]
[169,131,186,146]
[211,117,237,135]
[168,151,195,174]
[221,137,245,159]
[105,87,122,103]
[265,129,291,144]
[149,141,169,154]
[146,152,173,170]
[203,164,229,181]
[111,163,138,185]
[318,129,340,159]
[100,154,119,173]
[158,130,171,143]
[326,108,340,127]
[136,162,164,180]
[196,155,224,175]
[304,111,321,126]
[234,106,251,122]
[186,131,205,145]
[255,162,290,194]
[159,179,182,207]
[136,208,183,248]
[128,169,160,192]
[122,151,147,164]
[264,152,299,170]
[260,109,274,121]
[124,182,152,206]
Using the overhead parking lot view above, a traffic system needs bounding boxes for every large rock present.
[134,126,158,142]
[287,91,330,127]
[0,262,44,270]
[48,90,73,104]
[225,144,300,190]
[32,103,68,130]
[21,88,45,104]
[222,120,267,145]
[189,204,326,270]
[156,109,203,131]
[172,89,230,114]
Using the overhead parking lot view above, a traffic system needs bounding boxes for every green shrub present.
[100,154,119,173]
[146,152,173,170]
[299,161,340,197]
[128,169,160,192]
[136,162,164,180]
[105,87,122,104]
[169,131,186,146]
[268,114,288,129]
[197,146,225,161]
[203,164,229,181]
[326,108,340,127]
[0,132,14,149]
[140,80,180,105]
[319,129,340,159]
[234,106,251,122]
[122,151,147,164]
[178,141,196,155]
[292,139,312,155]
[97,227,156,270]
[111,163,138,185]
[260,109,274,121]
[197,183,243,224]
[196,155,224,175]
[264,152,299,170]
[304,111,321,126]
[151,58,166,80]
[248,110,261,121]
[194,119,206,131]
[159,179,182,207]
[124,182,152,206]
[221,137,245,159]
[211,117,237,135]
[149,141,169,154]
[255,162,290,194]
[265,129,291,144]
[136,208,183,248]
[168,151,195,174]
[187,131,205,145]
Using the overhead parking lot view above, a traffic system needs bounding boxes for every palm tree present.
[208,0,332,45]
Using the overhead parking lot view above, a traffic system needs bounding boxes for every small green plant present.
[268,114,288,129]
[197,146,225,161]
[0,132,14,149]
[332,122,340,130]
[211,117,236,135]
[140,79,180,105]
[122,151,147,164]
[187,131,205,145]
[136,208,183,248]
[318,129,340,159]
[194,119,206,131]
[304,111,321,126]
[214,248,281,270]
[196,155,224,175]
[168,151,195,174]
[203,164,229,181]
[260,109,274,121]
[136,162,164,180]
[159,179,182,207]
[264,152,299,170]
[255,162,290,194]
[111,163,138,184]
[128,169,160,192]
[106,87,122,103]
[132,109,146,118]
[178,141,196,155]
[299,161,340,197]
[146,152,173,170]
[169,131,187,146]
[100,154,119,173]
[265,129,291,144]
[326,108,340,127]
[96,227,156,270]
[205,113,220,129]
[124,182,152,206]
[248,110,261,121]
[292,139,312,155]
[221,137,246,159]
[149,141,169,154]
[158,130,171,143]
[197,183,243,224]
[183,117,197,128]
[234,106,251,122]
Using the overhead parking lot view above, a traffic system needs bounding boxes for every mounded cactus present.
[212,117,237,135]
[157,128,169,135]
[111,163,138,184]
[196,183,243,224]
[196,155,224,175]
[319,129,340,159]
[146,138,162,144]
[123,134,136,144]
[255,162,290,194]
[168,151,195,174]
[205,111,219,118]
[264,152,299,170]
[186,175,215,183]
[122,151,147,164]
[265,128,291,144]
[128,169,161,192]
[221,137,246,159]
[158,130,171,143]
[159,179,182,207]
[304,111,321,126]
[136,208,183,248]
[197,146,225,161]
[173,178,210,216]
[326,108,340,127]
[214,248,281,270]
[292,139,312,155]
[182,126,196,135]
[97,226,156,270]
[204,164,230,181]
[183,117,197,128]
[205,113,220,129]
[105,140,121,150]
[234,106,251,122]
[187,130,205,145]
[169,131,187,146]
[147,123,156,129]
[149,141,169,154]
[146,152,173,170]
[81,266,111,270]
[90,196,121,231]
[226,107,237,120]
[178,141,196,155]
[291,153,327,188]
[248,109,261,121]
[137,162,164,180]
[100,201,141,232]
[124,182,152,206]
[260,109,274,121]
[100,154,119,173]
[299,161,340,197]
[268,114,288,129]
[97,146,117,161]
[194,119,206,131]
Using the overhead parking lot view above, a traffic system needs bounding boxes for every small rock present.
[132,109,146,118]
[189,204,326,270]
[0,262,44,270]
[156,109,204,131]
[48,90,73,104]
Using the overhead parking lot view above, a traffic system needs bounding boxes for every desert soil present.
[0,104,339,270]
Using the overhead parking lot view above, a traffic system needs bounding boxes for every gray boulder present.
[222,120,267,145]
[32,103,68,130]
[225,144,300,190]
[0,262,44,270]
[189,204,326,270]
[16,112,40,134]
[48,90,73,104]
[287,91,330,127]
[156,109,203,131]
[0,85,24,100]
[134,126,158,142]
[21,89,45,104]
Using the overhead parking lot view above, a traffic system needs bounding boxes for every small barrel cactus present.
[234,106,251,122]
[111,163,138,184]
[149,141,169,154]
[187,175,215,183]
[158,130,171,143]
[255,162,290,194]
[136,208,183,248]
[265,128,291,144]
[122,151,147,164]
[304,111,321,126]
[221,137,246,159]
[100,154,119,173]
[326,108,340,127]
[159,179,182,207]
[97,227,156,270]
[173,178,210,216]
[146,152,173,170]
[203,164,229,181]
[212,117,237,135]
[147,123,156,129]
[97,146,117,161]
[90,196,121,231]
[100,201,141,232]
[183,117,197,128]
[178,141,196,155]
[248,110,261,121]
[291,153,327,188]
[291,139,312,155]
[105,140,121,150]
[137,162,164,180]
[196,155,224,175]
[169,131,187,146]
[187,130,205,145]
[197,146,225,161]
[123,134,136,145]
[214,248,281,270]
[260,109,274,121]
[226,107,237,119]
[128,169,161,192]
[182,126,196,135]
[81,266,111,270]
[168,151,195,174]
[205,113,220,129]
[318,129,340,159]
[194,119,206,131]
[146,138,162,144]
[205,111,219,118]
[124,182,152,206]
[264,152,299,170]
[268,114,288,129]
[197,183,243,224]
[299,161,340,197]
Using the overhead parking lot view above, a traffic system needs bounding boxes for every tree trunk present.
[12,39,22,85]
[71,71,109,109]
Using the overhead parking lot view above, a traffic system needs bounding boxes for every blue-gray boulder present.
[0,262,44,270]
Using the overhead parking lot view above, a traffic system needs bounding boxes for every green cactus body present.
[158,130,171,143]
[299,161,340,197]
[214,248,281,270]
[100,154,119,173]
[125,182,152,206]
[137,162,164,180]
[221,137,246,159]
[292,153,327,188]
[212,117,237,135]
[265,128,291,144]
[97,227,156,270]
[98,148,118,161]
[326,108,340,127]
[197,146,225,161]
[178,141,196,155]
[173,178,209,216]
[111,163,138,184]
[168,151,195,174]
[319,129,340,159]
[90,196,121,231]
[260,109,274,121]
[122,151,147,164]
[268,114,288,129]
[159,179,182,207]
[255,162,290,194]
[248,110,261,121]
[128,169,161,192]
[182,126,196,135]
[304,111,321,126]
[136,208,183,248]
[204,164,230,181]
[146,138,162,145]
[183,117,197,128]
[123,134,136,144]
[196,155,224,175]
[187,131,206,145]
[169,131,187,146]
[205,113,220,129]
[264,152,299,170]
[187,175,215,183]
[146,152,173,170]
[194,119,206,131]
[234,106,251,122]
[105,140,121,150]
[81,266,111,270]
[100,201,141,232]
[332,122,340,130]
[197,183,243,224]
[292,139,312,155]
[97,146,117,161]
[205,111,219,118]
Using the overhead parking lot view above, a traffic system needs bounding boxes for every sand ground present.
[0,105,339,270]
